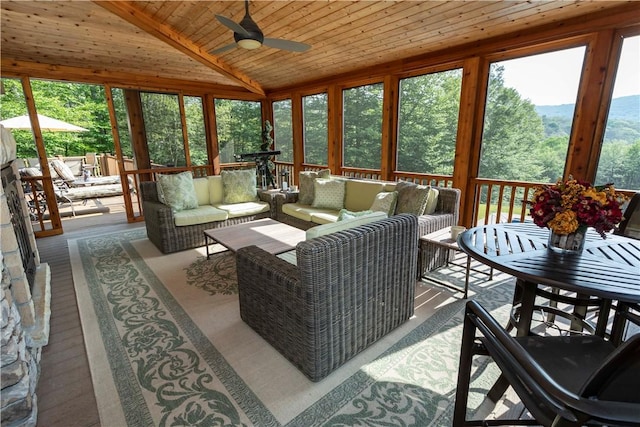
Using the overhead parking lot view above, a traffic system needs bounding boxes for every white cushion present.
[50,159,76,181]
[298,169,330,205]
[312,178,345,210]
[173,206,228,226]
[222,169,257,203]
[424,188,439,215]
[193,177,210,206]
[309,211,340,224]
[281,202,329,222]
[370,191,398,216]
[157,171,199,212]
[214,201,270,218]
[208,176,224,204]
[305,211,387,240]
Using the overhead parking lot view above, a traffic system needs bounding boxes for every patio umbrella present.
[0,114,88,132]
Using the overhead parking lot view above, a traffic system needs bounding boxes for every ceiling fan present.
[211,0,311,54]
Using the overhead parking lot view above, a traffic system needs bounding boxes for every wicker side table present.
[258,189,299,220]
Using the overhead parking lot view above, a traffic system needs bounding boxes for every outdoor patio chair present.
[616,192,640,239]
[453,300,640,427]
[50,158,120,187]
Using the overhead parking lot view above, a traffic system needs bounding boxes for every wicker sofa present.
[140,175,271,254]
[236,214,418,382]
[277,177,461,272]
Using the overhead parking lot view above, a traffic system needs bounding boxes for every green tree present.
[185,96,207,166]
[273,99,293,162]
[479,65,545,181]
[140,92,185,167]
[343,84,383,169]
[397,70,462,174]
[215,99,262,163]
[303,93,328,165]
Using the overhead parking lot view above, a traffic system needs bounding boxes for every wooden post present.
[203,94,220,175]
[453,57,489,228]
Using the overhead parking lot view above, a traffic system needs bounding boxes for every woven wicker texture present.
[141,181,270,253]
[236,214,418,381]
[277,185,461,273]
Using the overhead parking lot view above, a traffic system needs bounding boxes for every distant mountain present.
[535,95,639,121]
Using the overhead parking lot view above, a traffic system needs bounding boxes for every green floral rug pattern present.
[74,228,514,426]
[185,252,238,295]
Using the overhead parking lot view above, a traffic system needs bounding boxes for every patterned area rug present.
[69,228,515,426]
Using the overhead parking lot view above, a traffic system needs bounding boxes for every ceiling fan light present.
[237,39,261,50]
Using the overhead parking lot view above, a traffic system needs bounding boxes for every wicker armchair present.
[236,214,418,382]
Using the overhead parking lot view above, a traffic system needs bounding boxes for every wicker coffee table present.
[204,218,306,259]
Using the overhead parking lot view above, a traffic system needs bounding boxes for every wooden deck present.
[35,197,139,427]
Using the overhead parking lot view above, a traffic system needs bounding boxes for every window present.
[184,96,207,166]
[397,69,462,174]
[595,35,640,190]
[214,99,262,163]
[302,93,328,165]
[273,99,293,162]
[343,83,383,169]
[479,47,586,182]
[140,92,185,167]
[28,80,113,159]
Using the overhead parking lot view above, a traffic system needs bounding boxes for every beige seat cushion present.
[282,202,336,222]
[174,205,228,226]
[305,211,388,239]
[214,201,270,218]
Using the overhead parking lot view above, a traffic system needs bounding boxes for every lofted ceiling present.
[0,1,636,96]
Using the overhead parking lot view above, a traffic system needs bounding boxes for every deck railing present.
[470,178,543,226]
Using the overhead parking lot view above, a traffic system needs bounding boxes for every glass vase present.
[547,228,587,255]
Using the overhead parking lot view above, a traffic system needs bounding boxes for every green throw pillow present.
[157,171,199,212]
[312,178,345,210]
[370,191,398,216]
[298,169,330,205]
[395,181,430,215]
[337,208,374,221]
[222,169,257,203]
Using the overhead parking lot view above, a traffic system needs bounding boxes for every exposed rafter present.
[94,1,265,96]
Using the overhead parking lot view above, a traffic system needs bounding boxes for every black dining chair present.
[453,300,640,427]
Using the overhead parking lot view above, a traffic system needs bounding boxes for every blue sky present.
[501,35,639,106]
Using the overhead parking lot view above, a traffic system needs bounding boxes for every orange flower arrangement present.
[529,177,626,238]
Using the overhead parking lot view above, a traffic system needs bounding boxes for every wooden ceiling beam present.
[94,0,265,96]
[0,58,262,100]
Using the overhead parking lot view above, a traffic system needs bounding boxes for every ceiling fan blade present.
[210,43,237,55]
[262,38,311,52]
[215,14,249,36]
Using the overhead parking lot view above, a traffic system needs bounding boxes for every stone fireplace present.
[1,125,51,426]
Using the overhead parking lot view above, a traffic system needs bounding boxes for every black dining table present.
[458,222,640,339]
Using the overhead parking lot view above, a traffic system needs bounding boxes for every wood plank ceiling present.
[0,1,635,95]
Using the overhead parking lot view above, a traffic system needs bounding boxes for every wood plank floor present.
[35,198,141,427]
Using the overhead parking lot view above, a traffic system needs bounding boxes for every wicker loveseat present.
[236,214,418,382]
[140,173,271,254]
[277,177,461,272]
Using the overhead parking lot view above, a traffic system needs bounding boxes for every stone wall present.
[1,125,50,426]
